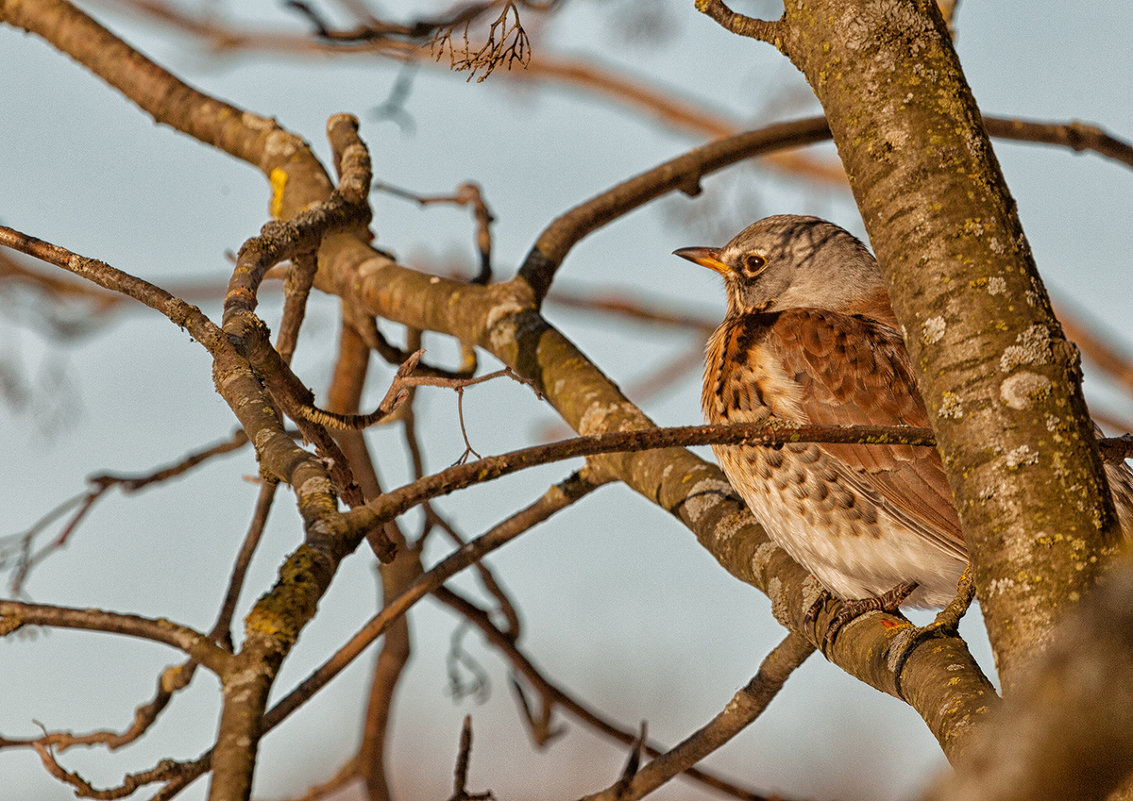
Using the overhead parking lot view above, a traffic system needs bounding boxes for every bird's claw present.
[815,580,919,650]
[914,565,975,640]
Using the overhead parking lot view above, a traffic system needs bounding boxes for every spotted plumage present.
[677,215,967,607]
[677,215,1133,609]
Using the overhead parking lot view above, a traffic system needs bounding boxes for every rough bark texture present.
[3,0,1032,791]
[926,563,1133,801]
[314,240,999,761]
[769,0,1122,688]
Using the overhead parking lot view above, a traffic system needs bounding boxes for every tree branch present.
[582,631,815,801]
[517,117,833,302]
[695,0,784,43]
[435,586,794,801]
[925,561,1133,801]
[715,0,1124,689]
[0,601,230,672]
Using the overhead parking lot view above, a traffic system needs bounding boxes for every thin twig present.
[0,601,230,672]
[433,0,531,82]
[373,180,496,283]
[428,506,522,638]
[356,419,1130,533]
[211,481,277,643]
[582,632,815,801]
[297,356,542,432]
[433,587,779,801]
[446,716,494,801]
[271,756,359,801]
[3,429,248,593]
[362,421,940,524]
[128,472,605,795]
[30,737,190,801]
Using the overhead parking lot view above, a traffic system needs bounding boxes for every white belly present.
[714,442,967,607]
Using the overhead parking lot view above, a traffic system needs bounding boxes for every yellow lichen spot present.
[270,168,288,219]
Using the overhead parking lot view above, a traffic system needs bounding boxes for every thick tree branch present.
[4,0,1057,776]
[925,562,1133,801]
[696,0,1125,689]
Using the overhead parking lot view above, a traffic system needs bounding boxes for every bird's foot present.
[815,580,919,650]
[914,565,975,640]
[890,568,975,699]
[803,586,833,627]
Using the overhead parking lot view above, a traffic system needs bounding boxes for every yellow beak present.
[672,246,729,275]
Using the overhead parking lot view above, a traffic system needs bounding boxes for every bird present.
[674,214,961,616]
[675,215,1133,621]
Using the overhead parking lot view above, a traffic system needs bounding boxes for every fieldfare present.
[674,214,1133,612]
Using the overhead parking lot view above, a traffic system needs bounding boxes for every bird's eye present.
[743,254,767,275]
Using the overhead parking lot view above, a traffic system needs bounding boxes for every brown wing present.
[764,309,965,558]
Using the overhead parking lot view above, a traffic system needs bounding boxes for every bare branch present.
[695,0,784,43]
[373,180,496,283]
[3,429,248,592]
[432,1,531,83]
[433,587,783,801]
[517,117,834,301]
[127,471,606,794]
[31,739,191,801]
[428,506,522,639]
[300,354,541,433]
[925,562,1133,801]
[0,601,230,672]
[583,632,815,801]
[360,421,940,525]
[446,716,494,801]
[983,116,1133,170]
[267,472,605,732]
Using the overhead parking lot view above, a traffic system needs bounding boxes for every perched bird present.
[675,215,1133,615]
[676,215,967,610]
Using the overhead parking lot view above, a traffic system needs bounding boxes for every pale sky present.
[2,2,1131,799]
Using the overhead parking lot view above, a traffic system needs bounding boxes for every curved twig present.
[0,601,230,673]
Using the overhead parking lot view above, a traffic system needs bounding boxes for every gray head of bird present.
[673,214,896,326]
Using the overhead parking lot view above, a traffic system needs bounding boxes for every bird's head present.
[673,215,895,325]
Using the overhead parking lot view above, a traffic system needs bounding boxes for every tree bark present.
[701,0,1124,689]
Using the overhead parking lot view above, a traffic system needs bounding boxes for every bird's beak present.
[672,246,729,275]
